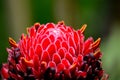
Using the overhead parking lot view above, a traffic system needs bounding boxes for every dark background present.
[0,0,120,79]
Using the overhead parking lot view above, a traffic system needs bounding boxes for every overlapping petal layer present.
[1,21,108,80]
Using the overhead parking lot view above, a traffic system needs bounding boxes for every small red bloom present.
[1,21,108,80]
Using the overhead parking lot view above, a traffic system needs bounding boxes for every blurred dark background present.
[0,0,120,79]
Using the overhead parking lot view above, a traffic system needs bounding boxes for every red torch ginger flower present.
[1,21,108,80]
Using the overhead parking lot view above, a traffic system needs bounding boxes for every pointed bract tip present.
[34,22,40,30]
[92,38,101,50]
[21,57,33,67]
[34,22,40,26]
[69,62,78,72]
[9,37,18,47]
[94,48,102,59]
[41,61,47,68]
[80,24,87,33]
[58,21,65,25]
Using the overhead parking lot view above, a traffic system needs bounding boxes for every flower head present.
[1,21,108,80]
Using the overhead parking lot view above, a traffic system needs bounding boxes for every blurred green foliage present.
[0,0,9,67]
[31,0,54,23]
[102,25,120,80]
[0,0,120,79]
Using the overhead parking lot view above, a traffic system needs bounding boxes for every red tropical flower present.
[1,21,108,80]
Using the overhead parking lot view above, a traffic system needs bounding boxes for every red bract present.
[1,21,108,80]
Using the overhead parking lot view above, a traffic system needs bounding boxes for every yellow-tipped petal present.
[26,27,29,34]
[9,37,18,47]
[69,62,78,72]
[94,48,102,59]
[41,61,47,68]
[34,22,40,26]
[92,38,101,50]
[21,57,33,67]
[94,48,100,56]
[34,22,40,30]
[80,24,87,33]
[58,21,65,25]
